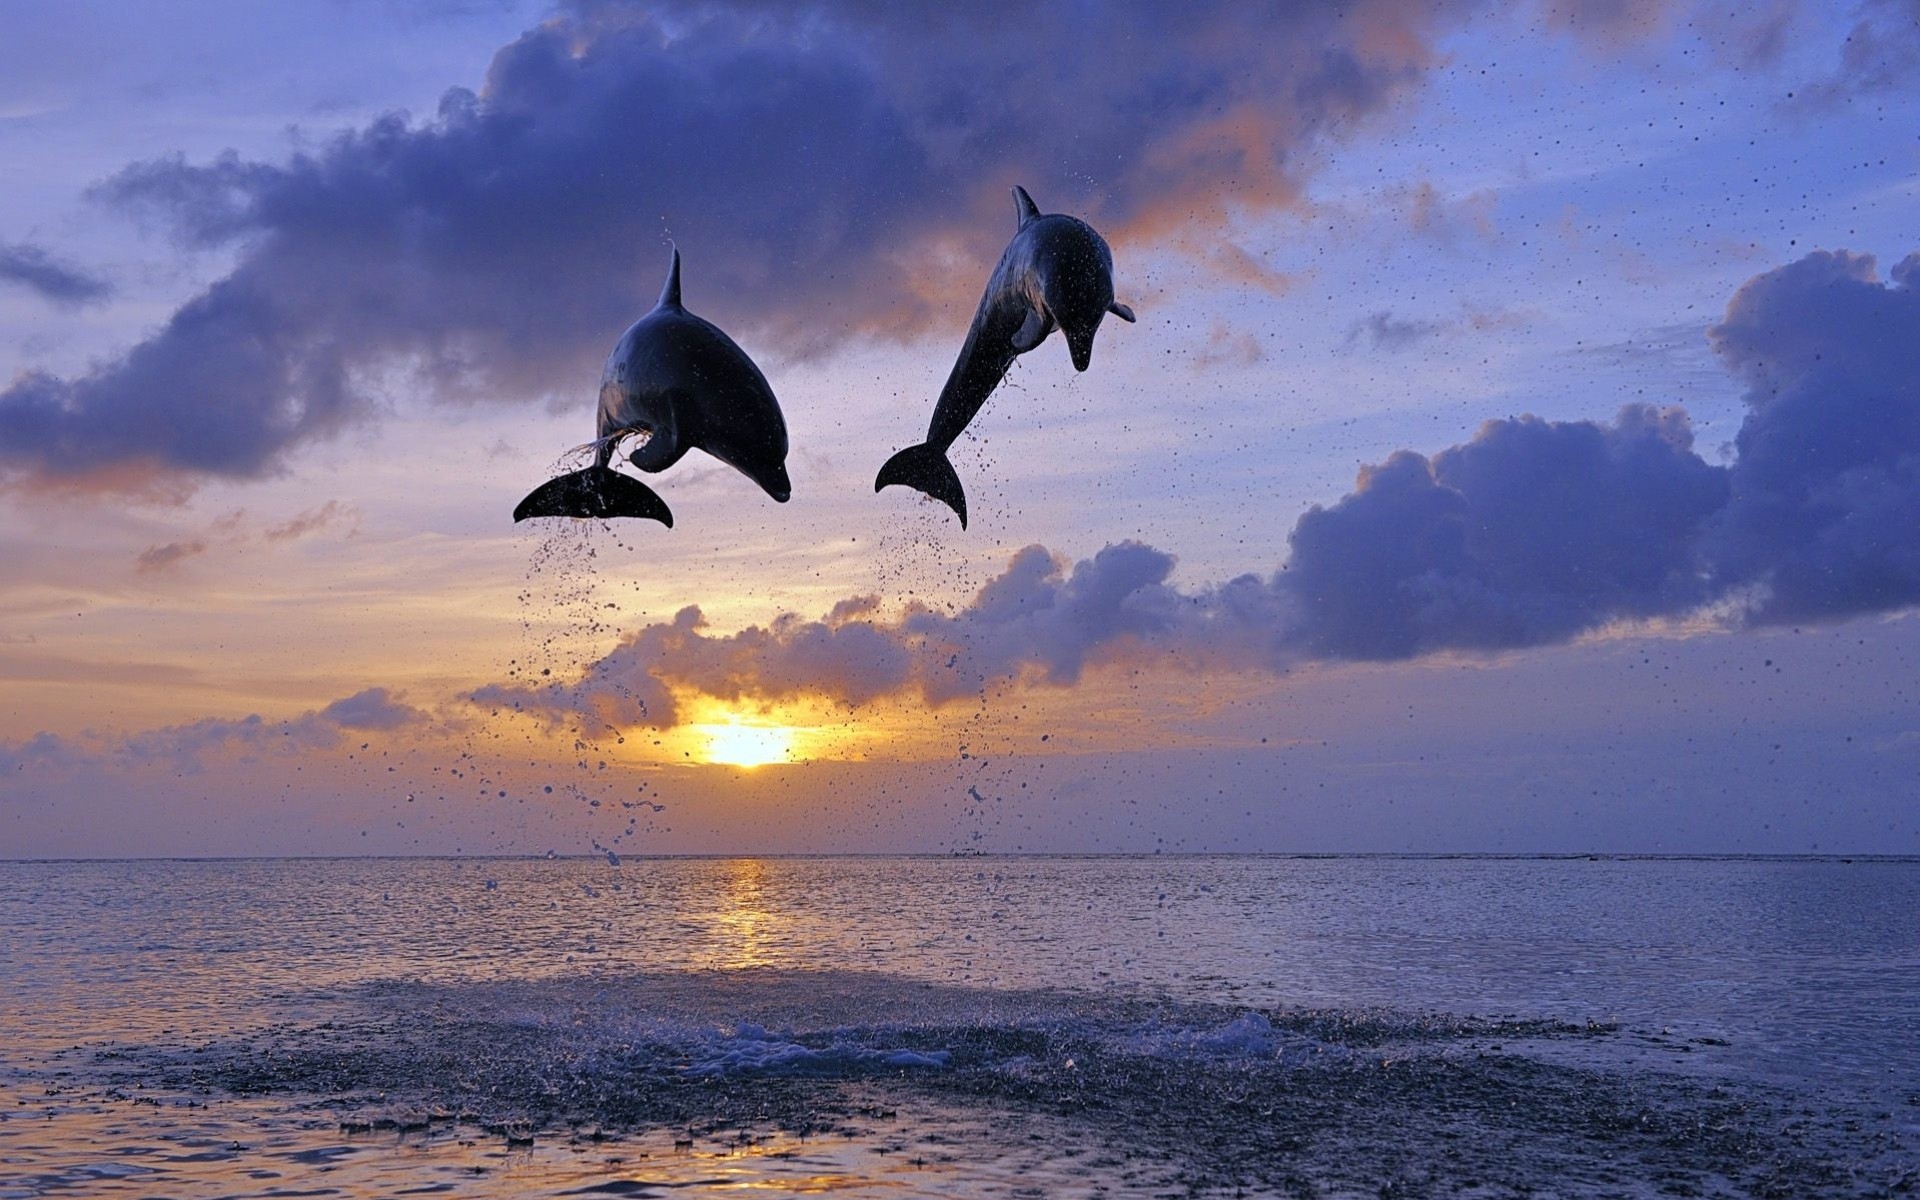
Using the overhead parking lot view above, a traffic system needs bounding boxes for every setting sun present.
[693,717,797,768]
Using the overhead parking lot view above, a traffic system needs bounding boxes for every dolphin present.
[875,185,1135,528]
[514,248,791,526]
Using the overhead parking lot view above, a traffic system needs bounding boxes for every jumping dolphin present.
[875,185,1135,528]
[514,248,791,526]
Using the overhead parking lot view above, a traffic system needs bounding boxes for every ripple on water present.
[2,967,1914,1198]
[3,856,1918,1196]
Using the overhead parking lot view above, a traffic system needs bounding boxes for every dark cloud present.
[0,0,1461,494]
[135,540,208,573]
[1301,250,1920,650]
[1292,252,1920,648]
[1705,249,1920,622]
[0,241,111,308]
[1283,406,1729,659]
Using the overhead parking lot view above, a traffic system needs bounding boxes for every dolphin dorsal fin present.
[1012,185,1040,230]
[656,246,682,310]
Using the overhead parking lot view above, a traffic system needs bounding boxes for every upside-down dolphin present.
[875,185,1135,528]
[514,248,791,526]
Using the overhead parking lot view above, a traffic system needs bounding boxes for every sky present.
[2,0,1918,857]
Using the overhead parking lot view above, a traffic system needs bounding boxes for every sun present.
[693,717,796,768]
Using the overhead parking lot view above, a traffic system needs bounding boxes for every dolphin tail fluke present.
[875,443,968,529]
[514,466,673,526]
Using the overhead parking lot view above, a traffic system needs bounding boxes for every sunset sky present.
[3,0,1918,857]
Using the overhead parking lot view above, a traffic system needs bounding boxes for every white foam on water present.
[678,1023,952,1077]
[1107,1010,1334,1066]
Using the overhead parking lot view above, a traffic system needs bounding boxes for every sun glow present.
[692,716,797,768]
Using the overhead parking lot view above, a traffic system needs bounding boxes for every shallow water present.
[2,855,1915,1197]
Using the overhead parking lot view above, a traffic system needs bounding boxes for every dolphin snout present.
[1067,332,1095,372]
[760,462,792,503]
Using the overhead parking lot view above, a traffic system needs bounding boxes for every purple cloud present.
[135,540,209,573]
[473,540,1293,729]
[318,687,430,731]
[0,0,1463,495]
[9,688,436,775]
[479,248,1920,718]
[1284,405,1729,659]
[0,241,111,308]
[1706,250,1920,622]
[263,500,355,542]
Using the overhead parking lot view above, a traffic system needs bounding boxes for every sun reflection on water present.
[714,858,777,969]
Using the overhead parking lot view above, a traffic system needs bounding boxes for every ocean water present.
[0,855,1914,1197]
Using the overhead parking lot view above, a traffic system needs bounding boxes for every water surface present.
[2,855,1915,1196]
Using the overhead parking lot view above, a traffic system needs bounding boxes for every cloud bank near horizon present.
[1,687,429,776]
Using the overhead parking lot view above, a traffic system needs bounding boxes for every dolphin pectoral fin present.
[514,466,673,526]
[626,424,687,474]
[1012,185,1040,230]
[1108,301,1136,323]
[875,443,968,529]
[1010,308,1049,353]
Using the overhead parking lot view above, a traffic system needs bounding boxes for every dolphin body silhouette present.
[875,185,1135,528]
[514,249,791,526]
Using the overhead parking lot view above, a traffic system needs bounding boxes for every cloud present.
[0,0,1469,496]
[1705,249,1920,622]
[135,539,208,573]
[1340,306,1525,353]
[479,412,1733,723]
[0,241,111,308]
[1282,406,1729,659]
[474,541,1292,729]
[1201,241,1302,297]
[14,243,1919,759]
[10,687,436,775]
[1193,320,1265,369]
[476,248,1920,716]
[0,731,74,774]
[128,502,355,574]
[1403,181,1496,245]
[1343,311,1449,352]
[263,500,355,542]
[1788,0,1920,109]
[319,687,429,731]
